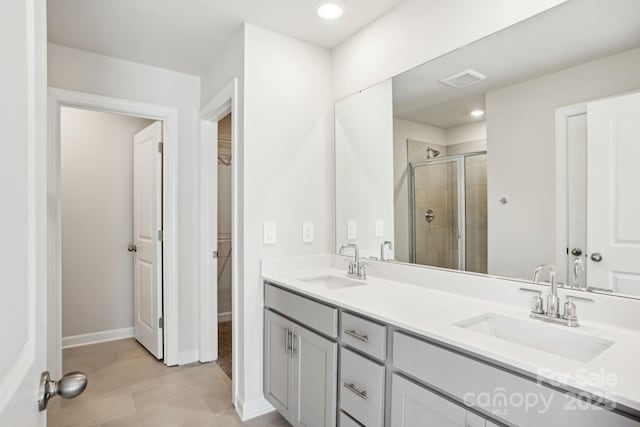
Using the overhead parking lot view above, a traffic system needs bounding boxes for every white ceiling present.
[47,0,405,76]
[393,0,640,128]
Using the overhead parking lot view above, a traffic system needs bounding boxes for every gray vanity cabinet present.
[264,310,295,421]
[264,308,338,427]
[293,324,338,427]
[264,283,639,427]
[390,374,467,427]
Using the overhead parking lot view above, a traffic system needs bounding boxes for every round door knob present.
[571,248,582,256]
[39,371,88,411]
[590,252,603,262]
[425,209,435,223]
[127,244,137,252]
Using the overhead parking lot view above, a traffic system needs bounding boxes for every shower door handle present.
[425,209,435,223]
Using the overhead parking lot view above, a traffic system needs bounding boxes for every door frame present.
[199,79,239,405]
[554,102,588,284]
[47,87,180,378]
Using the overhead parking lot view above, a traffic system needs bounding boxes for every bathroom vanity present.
[263,2,640,426]
[262,256,640,427]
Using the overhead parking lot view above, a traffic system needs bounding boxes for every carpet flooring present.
[217,321,232,379]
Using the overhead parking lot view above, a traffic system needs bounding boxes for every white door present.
[0,0,47,424]
[133,121,163,358]
[200,119,219,362]
[587,92,640,295]
[566,113,588,288]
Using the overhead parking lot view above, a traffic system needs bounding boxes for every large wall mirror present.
[335,0,640,298]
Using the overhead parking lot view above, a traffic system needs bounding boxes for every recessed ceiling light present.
[470,109,485,118]
[317,2,344,20]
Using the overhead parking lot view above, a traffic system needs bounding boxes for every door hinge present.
[158,230,163,241]
[212,251,218,259]
[159,317,164,329]
[158,142,164,154]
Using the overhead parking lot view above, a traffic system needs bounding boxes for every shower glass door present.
[410,158,463,270]
[464,153,488,274]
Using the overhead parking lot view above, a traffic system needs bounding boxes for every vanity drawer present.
[339,412,363,427]
[340,312,387,361]
[264,283,338,338]
[393,331,638,427]
[340,348,385,427]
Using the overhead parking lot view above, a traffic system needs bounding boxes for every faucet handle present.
[519,288,545,314]
[357,262,368,280]
[563,295,594,324]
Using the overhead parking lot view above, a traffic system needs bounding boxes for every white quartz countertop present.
[263,267,640,413]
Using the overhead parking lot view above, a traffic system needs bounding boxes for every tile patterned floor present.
[47,339,289,427]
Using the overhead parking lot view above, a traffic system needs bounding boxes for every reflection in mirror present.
[334,0,640,298]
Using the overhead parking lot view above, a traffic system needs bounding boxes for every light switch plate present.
[263,222,277,245]
[302,222,314,243]
[347,221,357,240]
[375,219,384,237]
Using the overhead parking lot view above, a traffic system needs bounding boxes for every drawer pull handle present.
[344,329,369,342]
[343,382,367,400]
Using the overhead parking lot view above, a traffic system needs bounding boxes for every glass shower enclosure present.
[409,152,487,274]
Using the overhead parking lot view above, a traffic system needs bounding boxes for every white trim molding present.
[199,78,240,409]
[236,397,275,422]
[218,311,232,323]
[47,87,181,379]
[554,102,587,283]
[62,327,134,349]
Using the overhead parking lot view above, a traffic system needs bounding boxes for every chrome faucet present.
[380,241,393,262]
[339,243,367,280]
[533,264,560,318]
[572,258,584,289]
[520,264,594,327]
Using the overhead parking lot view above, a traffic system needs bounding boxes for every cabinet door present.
[391,374,467,427]
[264,310,295,422]
[293,324,338,427]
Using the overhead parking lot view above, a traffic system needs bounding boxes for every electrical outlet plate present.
[347,221,357,240]
[375,219,384,237]
[302,222,314,243]
[263,222,277,245]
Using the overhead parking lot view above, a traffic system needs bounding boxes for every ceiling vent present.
[440,69,487,88]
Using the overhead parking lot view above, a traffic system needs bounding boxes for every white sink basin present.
[456,313,614,362]
[300,275,366,290]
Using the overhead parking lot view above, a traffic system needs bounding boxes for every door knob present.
[571,248,582,256]
[425,209,435,223]
[127,244,137,252]
[590,252,603,262]
[39,371,88,411]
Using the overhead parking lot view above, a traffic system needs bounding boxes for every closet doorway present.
[199,78,239,406]
[216,113,233,379]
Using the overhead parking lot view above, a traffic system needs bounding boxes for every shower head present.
[426,147,440,159]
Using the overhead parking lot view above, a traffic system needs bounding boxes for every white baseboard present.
[236,396,275,421]
[178,349,200,365]
[218,311,232,323]
[62,327,134,349]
